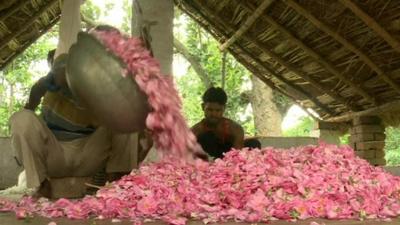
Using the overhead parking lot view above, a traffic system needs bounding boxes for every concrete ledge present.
[259,136,318,149]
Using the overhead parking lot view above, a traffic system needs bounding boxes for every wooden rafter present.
[185,0,336,116]
[240,1,377,105]
[326,100,400,122]
[244,34,359,111]
[0,15,60,71]
[339,0,400,54]
[233,52,321,121]
[238,43,335,116]
[0,0,58,51]
[0,0,29,22]
[284,0,400,95]
[219,0,275,52]
[200,2,357,111]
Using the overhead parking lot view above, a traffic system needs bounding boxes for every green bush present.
[385,126,400,166]
[283,116,314,137]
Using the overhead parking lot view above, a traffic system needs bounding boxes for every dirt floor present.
[1,213,399,225]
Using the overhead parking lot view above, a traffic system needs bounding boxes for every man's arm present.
[24,77,47,111]
[232,122,244,149]
[190,122,209,161]
[191,122,202,136]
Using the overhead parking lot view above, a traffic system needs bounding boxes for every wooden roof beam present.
[244,34,359,111]
[0,0,29,22]
[179,0,335,116]
[326,100,400,122]
[0,15,60,71]
[233,52,321,121]
[218,15,358,111]
[219,0,275,52]
[193,1,349,109]
[284,0,400,95]
[240,1,377,106]
[339,0,400,54]
[0,0,58,51]
[237,43,336,116]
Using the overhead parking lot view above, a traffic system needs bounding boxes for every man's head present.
[202,87,227,125]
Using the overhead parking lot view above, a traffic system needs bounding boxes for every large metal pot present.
[66,32,150,133]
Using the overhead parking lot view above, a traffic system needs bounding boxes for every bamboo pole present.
[240,1,377,105]
[284,0,400,95]
[339,0,400,54]
[219,0,275,51]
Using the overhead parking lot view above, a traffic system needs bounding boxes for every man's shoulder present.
[191,121,203,134]
[225,118,243,130]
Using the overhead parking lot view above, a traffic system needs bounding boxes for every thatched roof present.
[0,0,60,71]
[2,0,400,122]
[175,0,400,122]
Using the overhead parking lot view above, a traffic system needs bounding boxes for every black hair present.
[244,138,262,149]
[202,87,227,105]
[47,49,56,66]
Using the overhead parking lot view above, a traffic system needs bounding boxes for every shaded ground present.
[1,213,399,225]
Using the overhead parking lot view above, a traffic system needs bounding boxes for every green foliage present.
[121,0,132,34]
[0,31,57,136]
[81,1,101,23]
[385,126,400,166]
[339,133,350,145]
[283,116,315,137]
[0,4,256,137]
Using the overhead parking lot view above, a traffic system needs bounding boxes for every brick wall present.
[350,116,386,165]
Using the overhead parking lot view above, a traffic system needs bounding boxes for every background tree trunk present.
[250,75,283,136]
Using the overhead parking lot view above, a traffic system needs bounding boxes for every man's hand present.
[24,77,47,111]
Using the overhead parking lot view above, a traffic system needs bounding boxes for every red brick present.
[368,158,386,166]
[355,150,375,159]
[356,141,385,151]
[351,125,384,134]
[351,133,375,142]
[375,150,386,158]
[352,116,382,126]
[374,133,386,141]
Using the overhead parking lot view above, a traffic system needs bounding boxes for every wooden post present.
[132,0,174,163]
[132,0,174,75]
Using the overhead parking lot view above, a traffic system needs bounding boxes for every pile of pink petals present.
[2,143,400,224]
[91,29,202,159]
